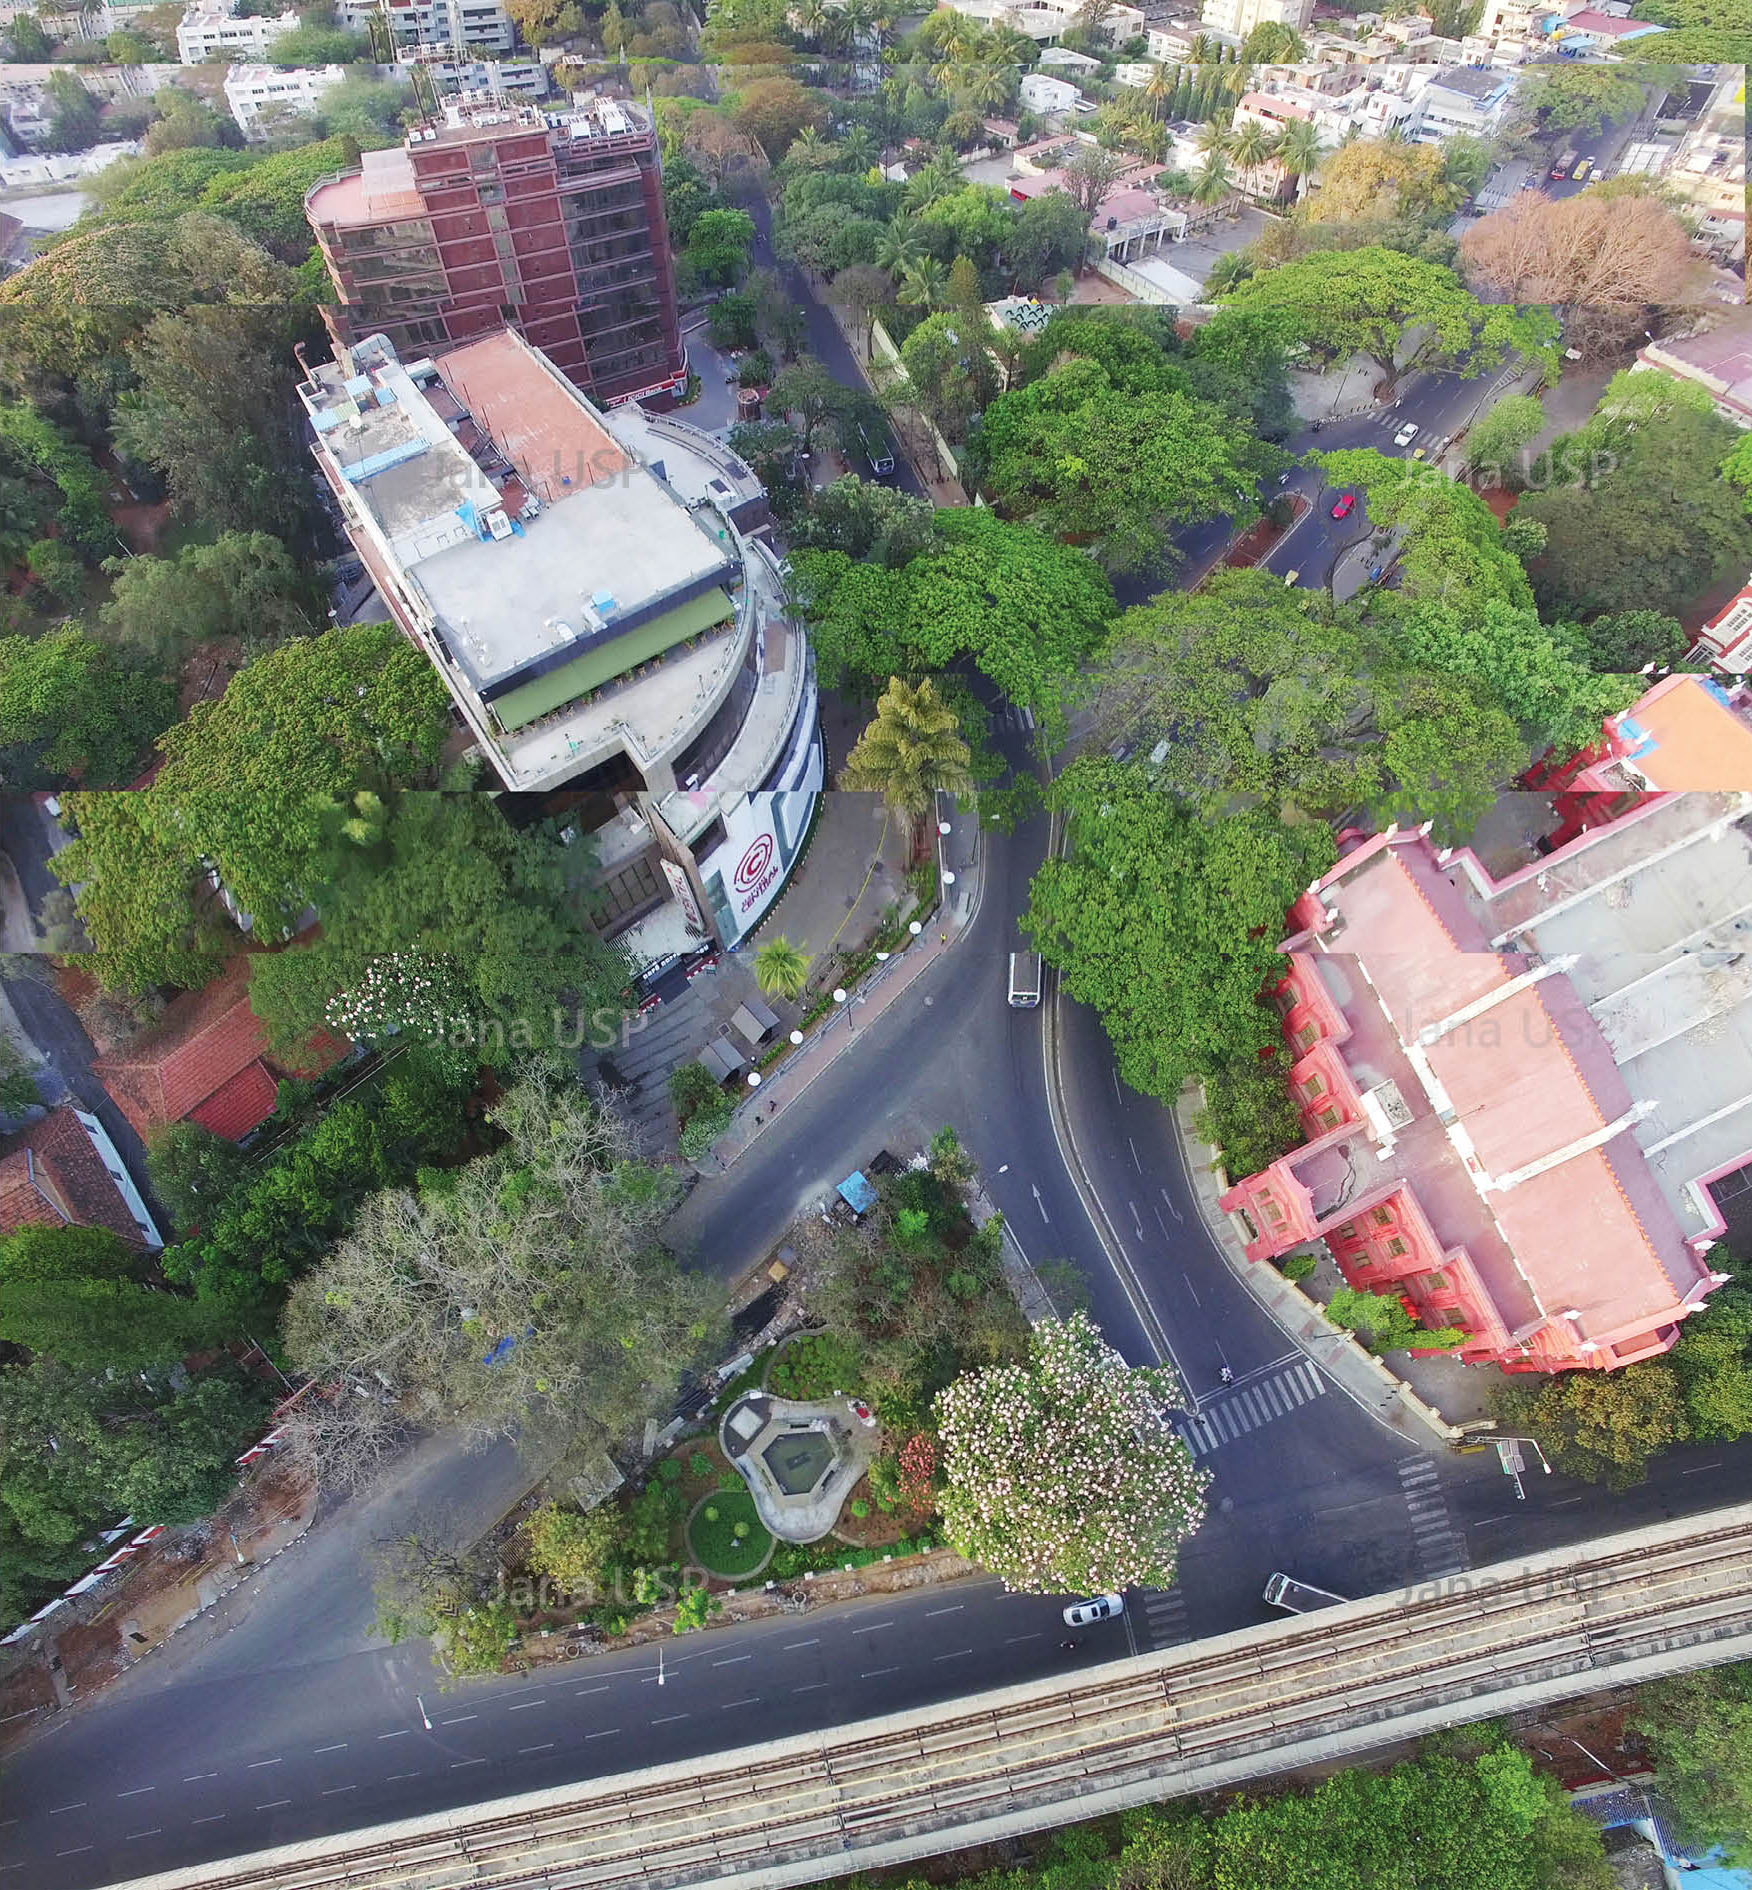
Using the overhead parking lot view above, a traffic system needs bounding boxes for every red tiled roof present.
[187,1062,283,1142]
[93,956,349,1143]
[0,1108,147,1247]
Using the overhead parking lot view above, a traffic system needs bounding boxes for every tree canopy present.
[1026,758,1335,1102]
[972,357,1284,574]
[0,629,174,790]
[788,508,1115,735]
[283,1074,721,1454]
[934,1311,1208,1593]
[1217,245,1559,386]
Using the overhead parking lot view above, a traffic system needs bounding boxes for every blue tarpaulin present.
[836,1171,878,1215]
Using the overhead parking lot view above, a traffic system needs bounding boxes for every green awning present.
[490,587,737,733]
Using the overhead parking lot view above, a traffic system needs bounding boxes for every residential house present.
[0,1106,162,1249]
[92,955,350,1145]
[1634,311,1752,428]
[1019,70,1083,114]
[1404,64,1515,143]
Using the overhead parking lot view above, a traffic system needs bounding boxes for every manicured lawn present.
[686,1486,773,1578]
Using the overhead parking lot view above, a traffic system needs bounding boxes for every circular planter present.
[685,1486,775,1580]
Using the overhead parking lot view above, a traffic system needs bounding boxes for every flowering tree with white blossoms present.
[325,951,469,1046]
[933,1311,1209,1594]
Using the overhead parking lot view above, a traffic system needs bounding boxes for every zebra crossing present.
[1173,1358,1328,1458]
[1398,1457,1468,1580]
[1134,1586,1190,1651]
[992,701,1036,732]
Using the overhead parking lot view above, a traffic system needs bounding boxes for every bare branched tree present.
[1459,189,1703,318]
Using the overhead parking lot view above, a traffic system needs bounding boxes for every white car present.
[1393,421,1420,448]
[1062,1594,1125,1627]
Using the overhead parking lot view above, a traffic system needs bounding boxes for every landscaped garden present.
[687,1486,773,1577]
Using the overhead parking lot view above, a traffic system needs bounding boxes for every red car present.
[1330,493,1357,519]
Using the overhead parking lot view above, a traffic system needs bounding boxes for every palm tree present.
[1190,149,1235,219]
[837,124,879,170]
[1228,117,1272,198]
[840,676,974,835]
[1274,115,1326,203]
[953,60,1008,114]
[1195,116,1230,159]
[1187,31,1214,60]
[791,0,828,43]
[897,256,947,308]
[875,213,923,278]
[787,124,831,166]
[1142,60,1174,120]
[754,936,812,1001]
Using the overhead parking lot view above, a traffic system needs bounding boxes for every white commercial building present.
[223,61,346,134]
[177,0,300,62]
[298,326,822,955]
[1663,71,1746,264]
[1199,0,1312,40]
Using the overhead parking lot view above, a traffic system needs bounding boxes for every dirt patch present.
[55,1615,124,1695]
[1222,494,1309,572]
[830,1472,922,1551]
[179,637,247,716]
[1477,486,1519,523]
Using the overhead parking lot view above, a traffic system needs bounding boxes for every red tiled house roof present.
[0,1107,149,1248]
[92,956,350,1144]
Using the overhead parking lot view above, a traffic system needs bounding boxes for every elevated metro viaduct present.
[115,1502,1752,1890]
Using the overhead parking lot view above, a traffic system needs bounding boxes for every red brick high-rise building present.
[305,94,685,408]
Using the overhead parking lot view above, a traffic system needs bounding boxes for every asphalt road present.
[3,209,1743,1887]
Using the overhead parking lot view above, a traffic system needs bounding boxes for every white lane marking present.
[506,1700,546,1712]
[321,1786,356,1796]
[792,1682,828,1693]
[518,1744,556,1755]
[720,1697,762,1710]
[246,1760,281,1770]
[193,1814,227,1825]
[1005,1633,1042,1645]
[782,1639,818,1650]
[439,1714,477,1725]
[712,1654,752,1666]
[450,1758,486,1770]
[254,1800,292,1811]
[377,1729,411,1740]
[117,1787,157,1799]
[850,1620,894,1634]
[934,1649,975,1661]
[925,1605,962,1618]
[50,1803,88,1814]
[385,1772,422,1782]
[182,1773,219,1782]
[861,1666,900,1678]
[55,1847,93,1858]
[584,1728,621,1740]
[314,1742,347,1753]
[651,1713,690,1725]
[575,1685,609,1696]
[123,1830,164,1841]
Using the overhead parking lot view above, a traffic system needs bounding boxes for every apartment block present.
[1199,0,1313,42]
[306,94,683,408]
[176,0,300,63]
[333,0,515,55]
[223,61,346,137]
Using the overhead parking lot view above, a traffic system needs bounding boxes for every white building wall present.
[223,60,346,134]
[177,1,301,62]
[1199,0,1313,38]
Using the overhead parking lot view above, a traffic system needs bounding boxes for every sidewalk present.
[706,800,981,1172]
[1171,1088,1463,1453]
[0,1467,316,1756]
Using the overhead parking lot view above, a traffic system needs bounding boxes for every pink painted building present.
[1218,793,1749,1373]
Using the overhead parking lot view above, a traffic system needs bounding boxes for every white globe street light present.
[941,870,956,886]
[747,1071,761,1087]
[909,920,922,936]
[789,1028,804,1045]
[832,988,847,1004]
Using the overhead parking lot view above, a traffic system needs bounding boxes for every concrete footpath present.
[706,802,981,1173]
[1171,1088,1464,1451]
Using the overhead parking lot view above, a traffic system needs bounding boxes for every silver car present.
[1393,421,1420,448]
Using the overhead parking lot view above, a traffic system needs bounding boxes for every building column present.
[642,757,677,797]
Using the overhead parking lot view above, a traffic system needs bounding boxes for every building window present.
[1385,1237,1408,1258]
[1292,1021,1320,1052]
[1371,1206,1393,1228]
[1315,1106,1342,1131]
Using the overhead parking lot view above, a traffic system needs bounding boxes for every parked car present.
[1330,492,1356,519]
[1393,422,1420,448]
[1570,156,1592,183]
[1063,1594,1125,1627]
